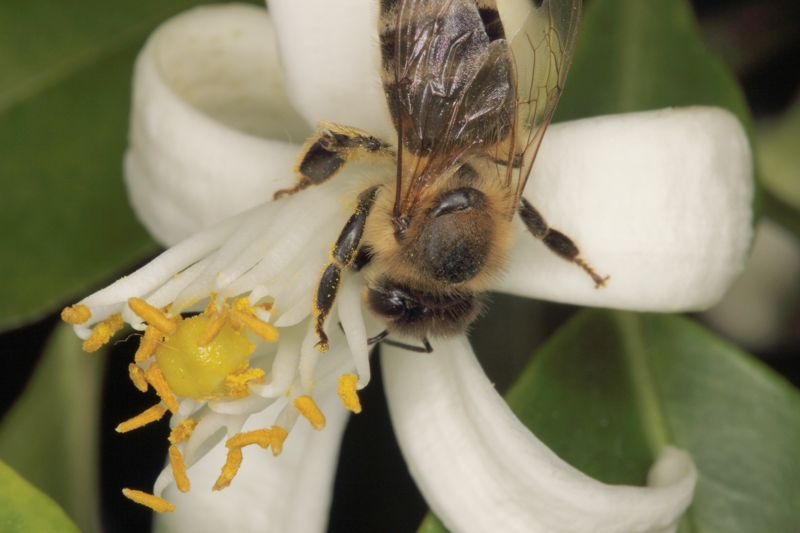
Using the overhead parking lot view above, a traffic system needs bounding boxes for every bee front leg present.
[274,123,393,200]
[518,197,609,288]
[313,185,381,351]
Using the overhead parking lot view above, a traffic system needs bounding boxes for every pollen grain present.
[225,367,266,398]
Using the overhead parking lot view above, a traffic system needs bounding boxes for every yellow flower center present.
[155,315,256,399]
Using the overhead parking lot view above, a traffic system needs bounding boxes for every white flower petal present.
[125,4,310,246]
[498,107,753,311]
[155,342,354,533]
[265,0,394,139]
[382,336,696,533]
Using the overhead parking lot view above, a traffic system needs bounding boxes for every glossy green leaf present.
[0,323,105,532]
[0,0,259,331]
[554,0,751,133]
[506,310,800,533]
[0,460,81,533]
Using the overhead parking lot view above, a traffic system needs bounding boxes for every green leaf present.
[0,0,258,331]
[0,460,81,533]
[0,323,106,532]
[758,97,800,235]
[506,310,800,533]
[555,0,751,133]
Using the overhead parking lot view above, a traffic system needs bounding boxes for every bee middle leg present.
[274,123,393,200]
[518,197,609,288]
[313,185,381,351]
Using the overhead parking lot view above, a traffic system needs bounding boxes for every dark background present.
[1,0,799,531]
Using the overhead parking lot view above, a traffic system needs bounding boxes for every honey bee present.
[275,0,605,353]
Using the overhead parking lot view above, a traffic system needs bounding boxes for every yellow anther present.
[203,293,219,315]
[270,425,288,456]
[212,447,243,491]
[135,326,162,363]
[128,297,178,336]
[224,368,266,399]
[144,363,179,413]
[231,297,253,314]
[122,489,175,513]
[168,445,191,493]
[294,395,326,431]
[226,429,273,450]
[82,313,124,353]
[337,374,362,414]
[116,403,168,433]
[169,419,198,445]
[128,364,148,392]
[229,309,279,342]
[197,307,228,347]
[61,304,91,325]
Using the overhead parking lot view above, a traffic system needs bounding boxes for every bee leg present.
[518,197,609,288]
[274,123,392,200]
[367,330,389,345]
[380,337,434,354]
[313,185,382,351]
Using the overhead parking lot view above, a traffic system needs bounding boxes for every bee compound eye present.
[366,287,409,319]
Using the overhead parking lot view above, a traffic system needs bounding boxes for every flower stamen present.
[135,326,162,363]
[60,304,91,325]
[122,488,175,513]
[225,367,266,398]
[82,312,124,353]
[116,403,168,433]
[144,363,180,413]
[169,419,198,444]
[128,297,179,336]
[229,308,279,342]
[212,429,274,491]
[270,425,288,456]
[169,445,191,492]
[337,373,362,413]
[294,395,326,430]
[128,363,149,392]
[197,307,228,347]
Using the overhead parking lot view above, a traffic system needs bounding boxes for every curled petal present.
[382,336,696,533]
[265,0,394,139]
[125,4,310,245]
[498,107,753,311]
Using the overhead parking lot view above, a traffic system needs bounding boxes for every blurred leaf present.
[0,0,259,331]
[0,323,105,532]
[758,96,800,234]
[506,310,800,533]
[555,0,752,133]
[0,460,80,533]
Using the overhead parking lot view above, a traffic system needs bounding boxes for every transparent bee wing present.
[510,0,582,206]
[386,0,517,219]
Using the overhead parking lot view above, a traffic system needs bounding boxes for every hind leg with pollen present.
[518,197,609,288]
[273,122,393,200]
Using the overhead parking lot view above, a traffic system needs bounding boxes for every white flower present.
[62,2,754,533]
